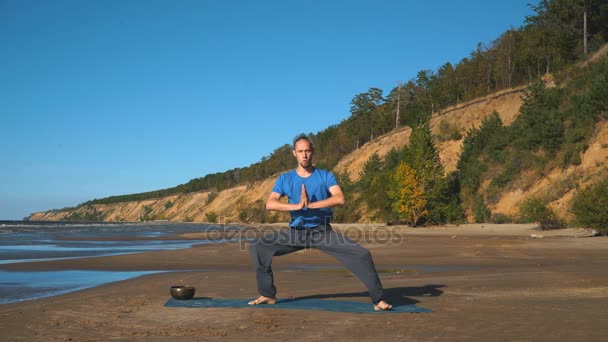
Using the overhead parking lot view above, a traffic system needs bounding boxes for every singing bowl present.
[170,285,196,300]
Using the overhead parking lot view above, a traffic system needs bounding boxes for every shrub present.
[571,178,608,234]
[205,211,218,223]
[490,213,513,224]
[205,192,218,205]
[65,206,106,222]
[519,197,563,230]
[266,212,279,224]
[472,196,491,223]
[139,205,154,221]
[437,120,462,142]
[236,200,268,223]
[238,209,249,223]
[153,213,167,221]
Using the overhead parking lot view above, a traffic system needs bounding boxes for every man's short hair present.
[292,133,314,149]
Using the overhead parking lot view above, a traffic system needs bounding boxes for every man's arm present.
[307,184,345,209]
[266,184,308,211]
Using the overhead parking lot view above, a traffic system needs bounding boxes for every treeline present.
[84,0,607,207]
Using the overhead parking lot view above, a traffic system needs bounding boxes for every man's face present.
[293,139,314,168]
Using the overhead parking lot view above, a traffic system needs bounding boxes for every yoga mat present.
[165,297,431,313]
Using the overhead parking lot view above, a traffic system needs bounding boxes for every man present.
[248,133,392,311]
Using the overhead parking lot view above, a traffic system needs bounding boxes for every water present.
[0,270,160,304]
[0,221,240,304]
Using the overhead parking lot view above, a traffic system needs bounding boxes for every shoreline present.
[1,224,607,340]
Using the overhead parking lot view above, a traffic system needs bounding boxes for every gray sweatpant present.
[249,226,385,304]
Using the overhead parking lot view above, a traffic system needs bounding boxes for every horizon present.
[0,0,535,220]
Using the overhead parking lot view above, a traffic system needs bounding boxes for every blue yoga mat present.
[165,297,431,314]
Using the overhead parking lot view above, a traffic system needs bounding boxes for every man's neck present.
[296,166,315,177]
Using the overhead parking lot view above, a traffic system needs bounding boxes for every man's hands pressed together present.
[298,184,308,210]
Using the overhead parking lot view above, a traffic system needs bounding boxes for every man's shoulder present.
[278,169,297,177]
[275,169,297,181]
[314,168,335,177]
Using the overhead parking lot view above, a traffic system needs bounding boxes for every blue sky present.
[0,0,535,220]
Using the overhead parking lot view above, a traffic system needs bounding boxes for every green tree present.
[457,111,505,219]
[333,171,359,222]
[511,81,563,153]
[349,88,386,146]
[396,124,462,224]
[359,152,383,191]
[406,123,445,184]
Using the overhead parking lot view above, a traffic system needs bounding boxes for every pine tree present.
[400,123,461,224]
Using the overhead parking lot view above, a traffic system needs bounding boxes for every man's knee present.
[250,238,279,259]
[249,238,266,257]
[336,243,372,261]
[355,246,373,261]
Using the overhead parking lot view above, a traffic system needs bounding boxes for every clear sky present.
[0,0,535,220]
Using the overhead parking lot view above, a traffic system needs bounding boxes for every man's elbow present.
[266,200,277,211]
[335,196,346,206]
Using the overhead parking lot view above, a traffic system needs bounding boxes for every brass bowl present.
[170,286,195,300]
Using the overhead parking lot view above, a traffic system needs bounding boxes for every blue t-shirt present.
[271,168,339,229]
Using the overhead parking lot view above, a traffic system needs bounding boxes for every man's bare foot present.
[248,296,277,305]
[373,300,393,311]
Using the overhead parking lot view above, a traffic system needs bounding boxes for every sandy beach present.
[1,223,607,341]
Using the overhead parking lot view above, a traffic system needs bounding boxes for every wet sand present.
[1,224,607,341]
